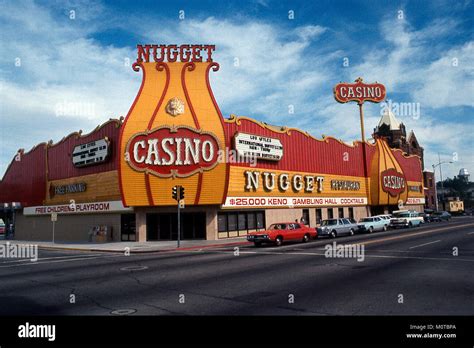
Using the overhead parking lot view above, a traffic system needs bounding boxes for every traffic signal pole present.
[172,185,185,248]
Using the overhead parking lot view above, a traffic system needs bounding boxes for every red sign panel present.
[125,126,221,178]
[334,78,386,105]
[381,168,406,197]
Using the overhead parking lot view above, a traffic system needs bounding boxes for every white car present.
[375,214,393,222]
[390,211,424,228]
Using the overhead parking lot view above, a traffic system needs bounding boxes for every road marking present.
[182,249,474,263]
[355,223,474,247]
[409,240,441,249]
[0,253,106,264]
[0,254,122,269]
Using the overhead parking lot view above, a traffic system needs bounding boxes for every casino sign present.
[125,126,221,178]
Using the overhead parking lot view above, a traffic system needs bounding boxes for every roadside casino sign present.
[381,168,406,197]
[125,126,221,178]
[234,132,283,161]
[334,78,386,105]
[72,138,110,167]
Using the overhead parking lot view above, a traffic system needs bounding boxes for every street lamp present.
[432,153,453,211]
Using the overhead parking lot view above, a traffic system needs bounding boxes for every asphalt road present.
[0,216,473,315]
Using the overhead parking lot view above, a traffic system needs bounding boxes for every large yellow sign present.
[119,46,227,206]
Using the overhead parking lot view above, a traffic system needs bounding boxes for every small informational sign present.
[50,183,87,197]
[72,138,110,167]
[24,201,133,216]
[222,196,368,208]
[179,200,185,209]
[51,213,58,222]
[405,197,426,205]
[234,132,283,161]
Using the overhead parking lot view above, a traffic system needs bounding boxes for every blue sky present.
[0,0,473,179]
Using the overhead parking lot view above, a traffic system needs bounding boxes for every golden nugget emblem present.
[165,97,185,116]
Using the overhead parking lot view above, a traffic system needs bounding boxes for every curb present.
[35,240,251,254]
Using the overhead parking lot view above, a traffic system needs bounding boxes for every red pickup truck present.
[247,222,317,247]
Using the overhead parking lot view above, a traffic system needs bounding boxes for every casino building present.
[0,45,426,242]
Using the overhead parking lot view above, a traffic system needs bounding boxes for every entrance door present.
[121,214,136,241]
[146,212,206,241]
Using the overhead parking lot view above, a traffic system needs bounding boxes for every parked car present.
[0,219,5,240]
[422,209,436,222]
[390,211,424,228]
[317,218,358,238]
[418,212,429,223]
[247,222,317,247]
[375,214,393,224]
[357,216,389,233]
[431,211,452,221]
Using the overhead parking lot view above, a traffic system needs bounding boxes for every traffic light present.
[172,186,178,201]
[179,186,185,200]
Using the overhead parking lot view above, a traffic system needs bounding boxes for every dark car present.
[431,211,452,221]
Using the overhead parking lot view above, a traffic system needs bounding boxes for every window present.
[218,214,227,232]
[338,207,344,218]
[228,214,237,231]
[429,178,433,188]
[316,208,322,224]
[349,207,354,220]
[218,210,266,236]
[256,211,264,229]
[247,213,256,229]
[327,208,334,219]
[302,209,309,225]
[238,213,246,231]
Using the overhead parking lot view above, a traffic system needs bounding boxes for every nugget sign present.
[381,168,406,197]
[334,78,386,105]
[126,126,221,178]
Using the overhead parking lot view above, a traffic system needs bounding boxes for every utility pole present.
[432,164,439,211]
[433,153,452,211]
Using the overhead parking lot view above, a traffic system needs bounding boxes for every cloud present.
[0,1,472,181]
[413,42,474,108]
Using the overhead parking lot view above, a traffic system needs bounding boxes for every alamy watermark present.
[380,99,421,120]
[324,241,365,262]
[55,100,96,117]
[0,242,38,262]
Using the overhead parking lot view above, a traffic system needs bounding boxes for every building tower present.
[373,108,424,168]
[373,108,436,210]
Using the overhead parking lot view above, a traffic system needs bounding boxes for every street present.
[0,216,473,316]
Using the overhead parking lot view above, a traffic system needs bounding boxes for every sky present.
[0,0,473,180]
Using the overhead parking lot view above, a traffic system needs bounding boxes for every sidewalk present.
[0,237,251,253]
